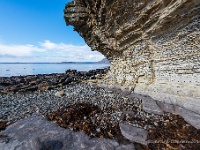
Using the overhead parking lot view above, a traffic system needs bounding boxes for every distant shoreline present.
[0,62,110,77]
[0,58,110,64]
[0,62,110,64]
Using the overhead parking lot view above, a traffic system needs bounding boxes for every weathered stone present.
[55,90,66,97]
[119,122,148,145]
[64,0,200,128]
[0,116,135,150]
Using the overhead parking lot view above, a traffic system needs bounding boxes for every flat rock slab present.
[142,96,200,129]
[0,116,134,150]
[175,106,200,129]
[120,122,148,145]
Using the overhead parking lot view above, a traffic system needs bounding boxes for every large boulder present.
[0,116,135,150]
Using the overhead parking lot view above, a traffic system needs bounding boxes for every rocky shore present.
[0,68,200,150]
[0,68,109,94]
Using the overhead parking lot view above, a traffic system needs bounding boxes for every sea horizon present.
[0,62,110,77]
[0,61,109,64]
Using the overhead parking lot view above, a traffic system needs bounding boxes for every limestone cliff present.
[64,0,200,127]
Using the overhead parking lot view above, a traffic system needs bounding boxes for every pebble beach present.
[0,69,200,149]
[0,81,158,138]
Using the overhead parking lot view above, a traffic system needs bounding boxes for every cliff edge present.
[64,0,200,128]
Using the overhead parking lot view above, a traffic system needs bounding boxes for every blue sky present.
[0,0,104,62]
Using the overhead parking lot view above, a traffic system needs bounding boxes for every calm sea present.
[0,63,110,77]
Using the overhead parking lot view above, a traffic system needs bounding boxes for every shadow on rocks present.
[40,140,64,150]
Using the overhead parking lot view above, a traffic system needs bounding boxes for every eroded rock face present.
[64,0,200,123]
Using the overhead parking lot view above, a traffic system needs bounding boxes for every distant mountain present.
[0,59,110,64]
[97,58,110,64]
[59,58,110,64]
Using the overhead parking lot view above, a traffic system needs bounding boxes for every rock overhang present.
[64,0,200,128]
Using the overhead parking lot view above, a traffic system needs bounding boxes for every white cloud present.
[0,44,44,57]
[41,40,91,52]
[0,40,105,62]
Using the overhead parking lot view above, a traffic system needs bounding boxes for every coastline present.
[0,62,110,77]
[0,68,200,149]
[0,67,109,94]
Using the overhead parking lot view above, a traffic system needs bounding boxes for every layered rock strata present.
[64,0,200,128]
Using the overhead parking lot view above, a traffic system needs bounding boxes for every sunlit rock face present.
[64,0,200,120]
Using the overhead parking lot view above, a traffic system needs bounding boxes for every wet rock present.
[64,77,73,84]
[0,116,135,150]
[96,69,105,74]
[59,77,67,83]
[119,122,148,145]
